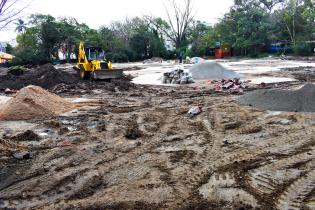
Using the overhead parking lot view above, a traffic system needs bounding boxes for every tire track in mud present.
[2,91,315,209]
[276,169,315,210]
[187,105,315,209]
[248,149,315,195]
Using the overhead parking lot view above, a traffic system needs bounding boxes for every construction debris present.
[0,86,75,120]
[213,78,247,94]
[162,68,194,84]
[188,106,202,117]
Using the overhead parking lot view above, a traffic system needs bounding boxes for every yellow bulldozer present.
[77,41,123,80]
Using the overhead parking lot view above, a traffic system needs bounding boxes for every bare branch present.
[0,0,31,31]
[162,0,195,48]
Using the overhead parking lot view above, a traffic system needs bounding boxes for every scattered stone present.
[163,135,183,142]
[279,119,292,125]
[45,120,62,128]
[11,130,40,142]
[222,121,243,130]
[188,106,202,117]
[58,127,70,135]
[162,68,194,84]
[239,125,262,134]
[13,151,32,160]
[213,78,247,94]
[4,88,16,94]
[125,128,142,140]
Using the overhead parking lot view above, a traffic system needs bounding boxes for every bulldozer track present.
[276,169,315,210]
[1,88,315,209]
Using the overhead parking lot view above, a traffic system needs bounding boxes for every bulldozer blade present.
[92,69,123,80]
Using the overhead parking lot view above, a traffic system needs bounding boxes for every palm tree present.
[14,19,27,33]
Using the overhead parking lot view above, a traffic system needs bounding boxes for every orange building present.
[215,44,232,59]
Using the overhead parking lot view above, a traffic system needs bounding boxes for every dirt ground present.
[0,59,315,210]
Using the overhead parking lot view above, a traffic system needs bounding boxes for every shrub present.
[293,42,313,56]
[8,66,27,76]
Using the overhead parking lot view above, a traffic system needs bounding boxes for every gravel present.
[189,61,241,80]
[238,83,315,112]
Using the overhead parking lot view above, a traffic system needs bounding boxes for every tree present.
[188,21,211,56]
[215,2,271,56]
[14,18,26,33]
[99,26,124,52]
[0,0,30,30]
[5,42,13,53]
[146,0,195,49]
[273,0,314,46]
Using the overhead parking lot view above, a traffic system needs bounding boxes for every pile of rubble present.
[162,68,194,84]
[212,78,247,94]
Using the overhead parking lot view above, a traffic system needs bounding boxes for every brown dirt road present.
[0,82,314,210]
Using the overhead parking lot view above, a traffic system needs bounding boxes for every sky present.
[0,0,233,43]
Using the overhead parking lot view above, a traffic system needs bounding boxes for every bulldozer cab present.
[77,41,122,80]
[85,47,105,61]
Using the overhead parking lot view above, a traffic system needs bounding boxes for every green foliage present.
[8,66,27,76]
[14,19,27,33]
[293,42,313,56]
[10,0,315,65]
[5,43,13,54]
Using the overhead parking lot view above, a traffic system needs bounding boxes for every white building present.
[0,42,7,53]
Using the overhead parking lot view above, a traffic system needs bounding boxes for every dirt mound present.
[0,64,80,90]
[189,62,241,80]
[0,86,75,120]
[238,83,315,112]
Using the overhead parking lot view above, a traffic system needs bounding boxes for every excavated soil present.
[0,64,135,93]
[238,83,315,112]
[0,64,80,90]
[0,82,314,210]
[0,86,75,120]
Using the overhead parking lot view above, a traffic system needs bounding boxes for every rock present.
[222,121,243,130]
[13,151,32,160]
[279,119,292,125]
[239,125,262,134]
[11,130,40,142]
[188,106,202,117]
[58,127,70,135]
[4,88,16,94]
[163,135,183,142]
[125,128,142,140]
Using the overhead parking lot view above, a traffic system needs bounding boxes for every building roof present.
[0,52,14,60]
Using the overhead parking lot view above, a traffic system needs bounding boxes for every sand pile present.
[0,64,80,90]
[238,83,315,112]
[0,86,75,120]
[189,62,241,80]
